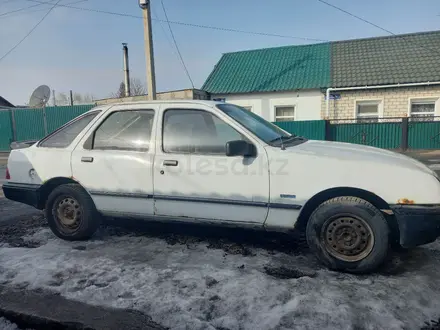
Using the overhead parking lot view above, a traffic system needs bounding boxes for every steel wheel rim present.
[55,197,82,231]
[321,215,374,262]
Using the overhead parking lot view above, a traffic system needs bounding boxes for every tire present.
[45,184,100,241]
[306,196,389,273]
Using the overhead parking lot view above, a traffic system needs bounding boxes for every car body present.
[3,100,440,273]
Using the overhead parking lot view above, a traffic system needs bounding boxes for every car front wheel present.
[45,184,100,241]
[306,196,389,273]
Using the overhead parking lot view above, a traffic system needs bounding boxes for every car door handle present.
[163,160,178,166]
[81,157,94,163]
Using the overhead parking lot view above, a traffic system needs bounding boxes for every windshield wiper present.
[269,135,297,143]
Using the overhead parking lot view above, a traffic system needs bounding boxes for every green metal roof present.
[331,30,440,87]
[202,43,331,94]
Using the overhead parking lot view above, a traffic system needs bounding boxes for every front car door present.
[71,103,158,217]
[153,103,270,225]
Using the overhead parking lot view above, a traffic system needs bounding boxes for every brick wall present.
[321,85,440,119]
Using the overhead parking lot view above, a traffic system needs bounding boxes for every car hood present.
[284,140,434,176]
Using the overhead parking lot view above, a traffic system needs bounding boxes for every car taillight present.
[5,168,10,180]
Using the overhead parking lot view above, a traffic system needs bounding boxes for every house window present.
[410,99,436,121]
[275,106,295,122]
[356,101,380,123]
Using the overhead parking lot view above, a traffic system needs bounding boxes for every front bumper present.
[391,204,440,248]
[2,183,42,208]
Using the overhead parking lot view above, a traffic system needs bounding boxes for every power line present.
[26,0,328,42]
[1,0,86,19]
[160,0,194,88]
[0,1,49,17]
[316,0,440,56]
[151,6,176,53]
[316,0,395,35]
[0,0,20,5]
[0,0,62,62]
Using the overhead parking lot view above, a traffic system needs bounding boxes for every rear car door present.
[71,104,158,217]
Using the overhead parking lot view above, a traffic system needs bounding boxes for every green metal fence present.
[274,120,326,140]
[408,121,440,149]
[45,105,95,134]
[3,109,440,152]
[0,110,13,151]
[0,105,95,151]
[329,122,402,149]
[14,108,46,141]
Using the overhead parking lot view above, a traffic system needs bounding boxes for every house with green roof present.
[202,43,331,121]
[203,30,440,122]
[327,30,440,121]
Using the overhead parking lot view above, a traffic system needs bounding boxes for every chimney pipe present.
[122,43,130,97]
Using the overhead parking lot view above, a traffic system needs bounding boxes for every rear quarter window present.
[39,112,99,148]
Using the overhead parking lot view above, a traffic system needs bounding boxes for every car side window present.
[162,109,245,154]
[39,112,99,148]
[93,110,154,152]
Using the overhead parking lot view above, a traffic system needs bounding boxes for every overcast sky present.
[1,0,440,105]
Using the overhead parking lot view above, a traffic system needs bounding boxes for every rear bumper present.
[2,183,42,208]
[391,204,440,248]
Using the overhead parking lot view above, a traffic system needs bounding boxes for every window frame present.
[408,97,439,119]
[274,105,296,122]
[84,109,155,152]
[354,99,383,122]
[37,110,101,149]
[161,108,253,156]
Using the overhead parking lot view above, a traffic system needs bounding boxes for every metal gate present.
[408,118,440,149]
[328,119,402,149]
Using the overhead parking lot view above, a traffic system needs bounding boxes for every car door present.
[71,104,158,217]
[153,103,270,224]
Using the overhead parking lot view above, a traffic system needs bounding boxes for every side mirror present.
[226,140,256,157]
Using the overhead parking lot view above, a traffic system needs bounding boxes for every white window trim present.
[274,105,296,122]
[353,99,384,120]
[407,96,440,117]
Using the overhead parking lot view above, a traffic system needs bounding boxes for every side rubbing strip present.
[89,192,302,209]
[90,191,153,199]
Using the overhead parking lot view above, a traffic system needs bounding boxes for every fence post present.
[42,106,48,136]
[324,120,332,141]
[10,109,17,142]
[401,117,409,151]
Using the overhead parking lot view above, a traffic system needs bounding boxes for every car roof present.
[102,100,222,107]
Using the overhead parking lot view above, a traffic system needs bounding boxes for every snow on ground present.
[0,318,24,330]
[1,223,440,330]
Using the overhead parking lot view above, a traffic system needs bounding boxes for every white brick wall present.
[322,85,440,119]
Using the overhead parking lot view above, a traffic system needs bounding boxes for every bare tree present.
[56,92,69,106]
[111,78,146,98]
[56,92,95,106]
[130,78,146,96]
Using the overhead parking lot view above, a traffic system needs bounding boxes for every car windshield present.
[216,103,293,145]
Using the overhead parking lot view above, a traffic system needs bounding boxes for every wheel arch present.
[38,177,87,209]
[295,187,397,235]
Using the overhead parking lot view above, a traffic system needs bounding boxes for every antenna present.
[29,85,51,108]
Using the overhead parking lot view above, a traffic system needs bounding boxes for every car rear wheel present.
[45,184,100,241]
[306,196,389,273]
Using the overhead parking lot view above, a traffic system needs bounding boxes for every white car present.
[3,101,440,273]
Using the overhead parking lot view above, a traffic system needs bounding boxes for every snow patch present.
[0,317,25,330]
[0,229,439,329]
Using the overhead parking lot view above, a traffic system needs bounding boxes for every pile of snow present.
[1,227,440,330]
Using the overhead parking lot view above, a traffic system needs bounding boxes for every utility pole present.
[139,0,156,100]
[69,90,73,106]
[122,43,131,97]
